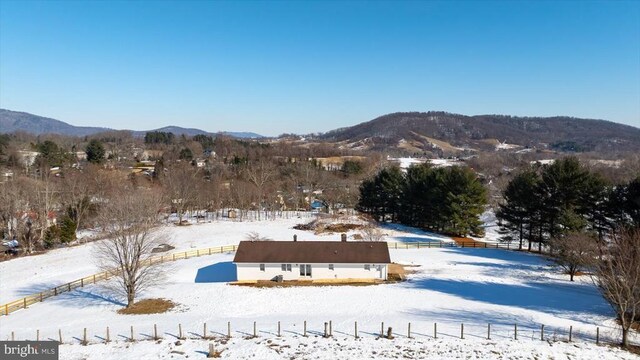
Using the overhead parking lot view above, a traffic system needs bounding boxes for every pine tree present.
[85,139,105,164]
[496,170,540,250]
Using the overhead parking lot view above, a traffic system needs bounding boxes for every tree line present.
[0,131,384,252]
[496,157,640,251]
[357,164,487,236]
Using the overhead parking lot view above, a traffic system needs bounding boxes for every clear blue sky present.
[1,1,639,136]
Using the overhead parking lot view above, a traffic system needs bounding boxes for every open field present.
[0,215,636,359]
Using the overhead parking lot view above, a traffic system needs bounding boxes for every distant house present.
[233,240,391,282]
[310,200,327,212]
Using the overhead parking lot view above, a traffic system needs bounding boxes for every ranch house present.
[233,240,391,282]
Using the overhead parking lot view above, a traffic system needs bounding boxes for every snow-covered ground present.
[59,335,637,360]
[0,215,449,304]
[0,215,635,359]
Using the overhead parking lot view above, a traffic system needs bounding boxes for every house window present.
[281,264,292,271]
[364,264,371,271]
[287,264,292,271]
[260,264,265,271]
[329,264,334,270]
[300,264,312,276]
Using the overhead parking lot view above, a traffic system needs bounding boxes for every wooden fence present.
[5,319,634,348]
[0,240,538,317]
[0,244,238,316]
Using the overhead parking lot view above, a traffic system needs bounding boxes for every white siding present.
[235,263,388,281]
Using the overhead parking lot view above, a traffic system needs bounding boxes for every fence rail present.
[0,240,541,317]
[4,319,635,348]
[387,240,540,251]
[0,244,238,316]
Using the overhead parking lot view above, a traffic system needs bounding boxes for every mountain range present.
[322,112,640,154]
[2,108,639,153]
[0,109,262,139]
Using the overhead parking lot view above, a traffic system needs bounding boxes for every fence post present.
[278,321,281,337]
[208,343,215,358]
[11,331,14,341]
[227,321,231,338]
[460,323,464,339]
[355,321,358,339]
[324,322,328,338]
[381,322,384,337]
[4,303,7,315]
[68,283,71,292]
[596,327,599,345]
[253,321,257,338]
[487,323,491,340]
[93,275,96,284]
[83,328,88,345]
[514,324,517,340]
[130,326,134,342]
[179,324,184,340]
[106,326,110,343]
[23,298,26,309]
[569,326,572,342]
[81,278,84,287]
[304,321,307,337]
[540,324,544,341]
[40,293,43,302]
[59,329,62,343]
[387,327,393,339]
[37,329,40,341]
[408,323,411,338]
[434,323,437,339]
[329,321,332,337]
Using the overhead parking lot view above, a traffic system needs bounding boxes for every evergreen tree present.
[441,166,487,236]
[496,170,540,250]
[179,148,194,161]
[59,215,77,243]
[85,139,105,164]
[359,164,486,236]
[357,166,404,222]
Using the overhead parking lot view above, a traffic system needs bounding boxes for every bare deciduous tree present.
[245,159,276,220]
[164,163,200,224]
[549,231,597,281]
[245,231,272,241]
[95,188,168,308]
[594,227,640,348]
[359,224,385,242]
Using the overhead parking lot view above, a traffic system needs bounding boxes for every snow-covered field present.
[0,215,636,359]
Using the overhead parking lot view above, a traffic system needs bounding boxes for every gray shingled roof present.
[233,241,391,264]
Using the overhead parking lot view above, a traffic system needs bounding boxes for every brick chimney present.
[341,233,347,242]
[293,234,297,242]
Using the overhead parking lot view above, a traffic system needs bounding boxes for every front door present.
[299,264,312,277]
